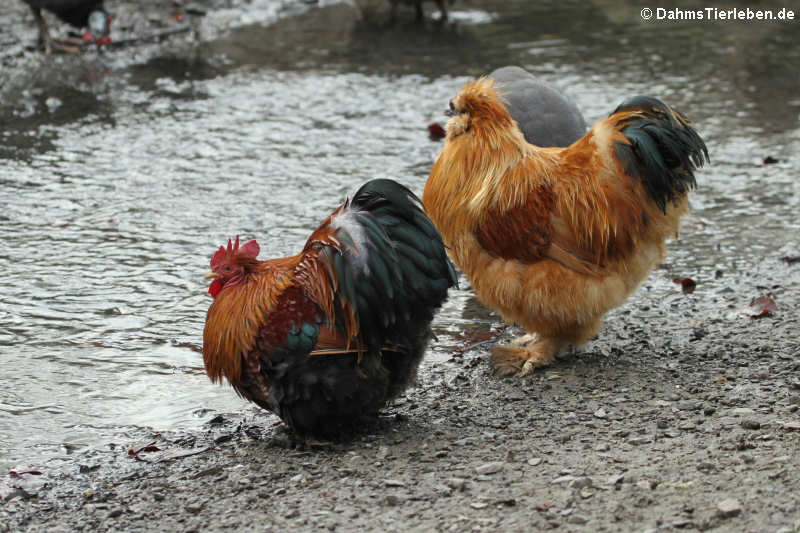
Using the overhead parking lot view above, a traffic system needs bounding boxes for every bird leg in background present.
[29,7,84,55]
[434,0,448,21]
[489,336,566,378]
[30,7,53,55]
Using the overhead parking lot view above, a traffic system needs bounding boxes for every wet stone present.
[717,498,742,517]
[741,419,761,430]
[185,503,204,515]
[445,478,467,491]
[475,462,504,475]
[569,477,594,490]
[607,474,625,486]
[568,514,589,525]
[384,495,402,507]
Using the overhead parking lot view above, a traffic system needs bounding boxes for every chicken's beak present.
[204,271,217,280]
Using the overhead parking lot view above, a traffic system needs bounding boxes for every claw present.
[514,359,536,378]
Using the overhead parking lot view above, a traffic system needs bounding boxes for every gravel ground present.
[2,1,799,532]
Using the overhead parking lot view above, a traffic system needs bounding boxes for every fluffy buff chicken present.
[203,179,456,435]
[423,78,708,377]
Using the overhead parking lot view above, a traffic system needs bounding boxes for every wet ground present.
[1,0,799,531]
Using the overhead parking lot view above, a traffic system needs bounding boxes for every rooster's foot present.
[490,337,563,378]
[510,333,537,347]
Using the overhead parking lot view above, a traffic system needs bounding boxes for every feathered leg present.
[490,319,602,377]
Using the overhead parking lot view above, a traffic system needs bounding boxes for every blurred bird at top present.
[203,179,456,436]
[488,66,586,148]
[423,77,708,377]
[22,0,112,55]
[354,0,453,21]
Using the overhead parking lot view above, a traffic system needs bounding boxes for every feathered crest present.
[210,236,260,269]
[455,77,512,123]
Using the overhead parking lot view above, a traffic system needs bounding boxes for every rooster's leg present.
[510,333,537,346]
[490,336,565,377]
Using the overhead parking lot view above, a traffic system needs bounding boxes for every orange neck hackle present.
[202,259,295,386]
[425,78,558,240]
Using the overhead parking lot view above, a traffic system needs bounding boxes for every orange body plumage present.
[423,78,708,376]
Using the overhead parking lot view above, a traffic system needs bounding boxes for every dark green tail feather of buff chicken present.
[612,96,709,213]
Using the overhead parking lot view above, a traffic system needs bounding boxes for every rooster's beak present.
[204,271,217,280]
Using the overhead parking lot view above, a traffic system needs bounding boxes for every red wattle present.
[208,278,223,298]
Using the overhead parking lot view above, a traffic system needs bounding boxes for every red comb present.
[209,236,260,269]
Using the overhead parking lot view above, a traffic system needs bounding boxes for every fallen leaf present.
[782,256,800,264]
[127,440,160,461]
[748,296,777,319]
[672,277,696,293]
[171,12,184,21]
[154,447,211,463]
[763,156,779,165]
[427,123,446,141]
[8,470,42,478]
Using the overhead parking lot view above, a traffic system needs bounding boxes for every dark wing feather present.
[257,179,456,436]
[305,178,457,352]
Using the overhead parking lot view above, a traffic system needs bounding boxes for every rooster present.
[423,78,708,377]
[22,0,111,54]
[203,179,456,435]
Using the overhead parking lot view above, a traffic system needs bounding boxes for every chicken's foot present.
[490,335,565,377]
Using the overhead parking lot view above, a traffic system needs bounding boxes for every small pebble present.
[741,419,761,430]
[569,477,594,490]
[568,514,589,525]
[475,462,504,475]
[445,478,467,491]
[717,498,742,517]
[185,503,203,515]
